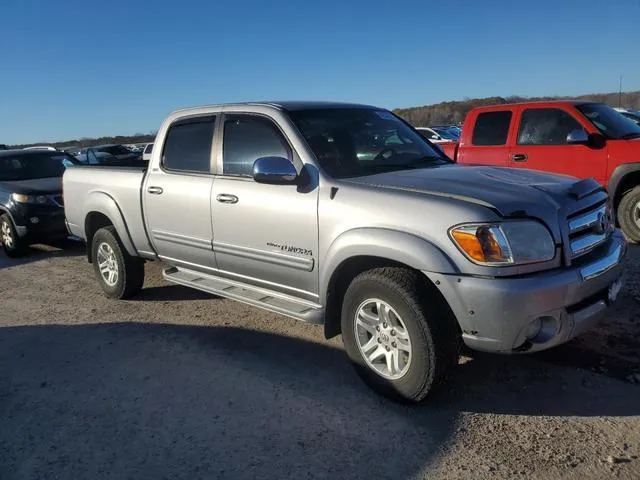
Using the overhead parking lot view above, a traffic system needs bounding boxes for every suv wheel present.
[618,186,640,243]
[0,214,27,258]
[341,267,459,403]
[91,226,145,299]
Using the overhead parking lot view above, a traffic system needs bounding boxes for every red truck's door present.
[509,106,607,183]
[457,109,514,166]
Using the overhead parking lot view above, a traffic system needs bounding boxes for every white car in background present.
[23,146,58,151]
[142,142,153,161]
[614,107,640,126]
[415,125,460,143]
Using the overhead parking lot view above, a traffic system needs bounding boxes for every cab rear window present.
[472,111,512,146]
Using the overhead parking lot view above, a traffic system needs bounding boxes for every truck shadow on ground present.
[0,240,85,270]
[1,323,638,480]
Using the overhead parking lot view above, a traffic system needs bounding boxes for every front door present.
[211,113,319,301]
[143,115,218,270]
[509,107,607,183]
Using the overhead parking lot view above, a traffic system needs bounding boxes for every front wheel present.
[91,226,144,299]
[341,267,459,403]
[618,186,640,243]
[0,214,27,258]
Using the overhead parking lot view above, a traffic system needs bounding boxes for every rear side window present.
[472,111,512,145]
[222,115,291,177]
[162,116,215,173]
[517,108,583,145]
[144,143,153,154]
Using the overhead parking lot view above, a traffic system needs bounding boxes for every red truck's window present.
[472,111,512,146]
[517,108,582,145]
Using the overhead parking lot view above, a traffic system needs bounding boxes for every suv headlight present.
[11,193,48,204]
[449,221,555,266]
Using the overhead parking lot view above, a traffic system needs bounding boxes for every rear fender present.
[83,191,137,257]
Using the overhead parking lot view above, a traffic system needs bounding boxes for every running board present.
[162,266,324,324]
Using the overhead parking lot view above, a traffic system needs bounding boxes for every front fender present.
[83,191,137,256]
[608,162,640,204]
[319,227,459,303]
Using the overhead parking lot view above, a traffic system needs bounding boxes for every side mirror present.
[566,129,589,144]
[253,156,298,184]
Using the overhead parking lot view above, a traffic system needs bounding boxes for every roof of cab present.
[472,100,603,111]
[171,100,380,116]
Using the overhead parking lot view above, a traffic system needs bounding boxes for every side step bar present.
[162,266,324,324]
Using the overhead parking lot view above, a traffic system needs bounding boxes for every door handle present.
[216,193,238,204]
[147,186,164,194]
[512,153,528,162]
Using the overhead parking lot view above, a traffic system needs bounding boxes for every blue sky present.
[1,0,639,144]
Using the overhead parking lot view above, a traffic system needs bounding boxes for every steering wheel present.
[373,147,397,162]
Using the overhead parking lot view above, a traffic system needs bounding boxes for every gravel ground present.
[1,242,639,480]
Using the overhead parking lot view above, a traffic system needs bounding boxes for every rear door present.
[143,115,218,270]
[509,107,607,182]
[457,109,514,166]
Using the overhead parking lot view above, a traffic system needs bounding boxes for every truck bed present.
[62,165,154,255]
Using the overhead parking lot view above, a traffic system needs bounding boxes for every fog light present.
[30,217,39,224]
[525,318,542,340]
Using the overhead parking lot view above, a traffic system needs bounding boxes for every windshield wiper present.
[620,132,640,140]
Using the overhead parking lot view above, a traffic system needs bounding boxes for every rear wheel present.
[0,214,27,258]
[91,226,144,299]
[617,186,640,243]
[341,267,459,403]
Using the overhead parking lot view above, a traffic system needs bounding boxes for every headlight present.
[449,221,555,266]
[11,193,48,204]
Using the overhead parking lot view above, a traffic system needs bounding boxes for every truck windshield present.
[288,108,450,179]
[0,152,78,181]
[576,103,640,140]
[432,126,460,140]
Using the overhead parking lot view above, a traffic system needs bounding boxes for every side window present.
[472,111,512,146]
[144,143,153,154]
[162,116,215,173]
[222,115,291,177]
[517,108,583,145]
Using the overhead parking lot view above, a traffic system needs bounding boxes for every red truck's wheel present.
[91,226,145,299]
[341,267,459,403]
[618,186,640,243]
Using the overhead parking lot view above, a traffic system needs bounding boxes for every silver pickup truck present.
[63,101,627,402]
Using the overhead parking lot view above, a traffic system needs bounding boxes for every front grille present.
[567,200,612,260]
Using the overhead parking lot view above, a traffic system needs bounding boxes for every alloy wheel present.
[354,298,412,380]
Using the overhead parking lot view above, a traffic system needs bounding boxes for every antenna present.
[619,75,623,108]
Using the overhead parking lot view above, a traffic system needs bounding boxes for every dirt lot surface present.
[1,242,639,480]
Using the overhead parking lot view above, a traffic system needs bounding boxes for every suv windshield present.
[0,152,78,181]
[98,145,131,156]
[576,103,640,140]
[288,108,449,179]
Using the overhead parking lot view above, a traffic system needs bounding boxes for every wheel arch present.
[83,192,137,262]
[608,162,640,212]
[321,228,459,339]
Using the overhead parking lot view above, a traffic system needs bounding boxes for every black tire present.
[341,267,459,404]
[618,186,640,243]
[0,214,27,258]
[91,226,144,299]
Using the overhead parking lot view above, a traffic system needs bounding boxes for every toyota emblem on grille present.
[595,210,611,234]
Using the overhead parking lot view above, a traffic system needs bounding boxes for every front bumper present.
[425,231,628,353]
[12,205,67,241]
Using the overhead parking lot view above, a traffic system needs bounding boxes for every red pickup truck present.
[439,101,640,241]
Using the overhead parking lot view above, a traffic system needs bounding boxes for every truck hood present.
[344,164,597,218]
[0,177,62,194]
